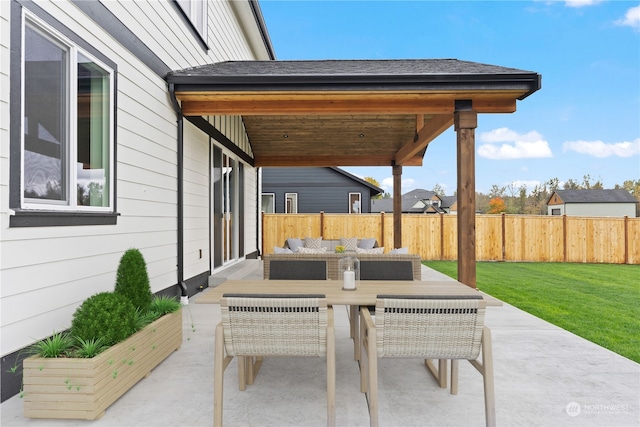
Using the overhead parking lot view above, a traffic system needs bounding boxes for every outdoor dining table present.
[195,279,502,307]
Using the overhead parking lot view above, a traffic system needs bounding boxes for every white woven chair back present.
[375,296,485,359]
[221,295,327,357]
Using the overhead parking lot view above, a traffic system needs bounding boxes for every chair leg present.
[366,324,378,427]
[214,323,226,427]
[359,311,368,393]
[327,310,336,427]
[238,356,246,391]
[352,306,361,360]
[481,327,496,427]
[424,359,448,389]
[450,359,459,395]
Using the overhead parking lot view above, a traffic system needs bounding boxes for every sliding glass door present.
[211,146,243,270]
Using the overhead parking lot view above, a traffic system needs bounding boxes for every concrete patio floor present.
[1,260,638,427]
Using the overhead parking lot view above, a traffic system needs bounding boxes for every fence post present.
[624,215,629,264]
[380,212,385,248]
[501,213,506,261]
[440,213,444,261]
[563,214,567,263]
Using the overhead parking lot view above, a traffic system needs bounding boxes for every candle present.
[343,269,356,290]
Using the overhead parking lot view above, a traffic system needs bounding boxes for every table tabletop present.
[195,279,502,306]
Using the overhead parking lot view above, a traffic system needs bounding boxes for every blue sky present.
[259,0,640,195]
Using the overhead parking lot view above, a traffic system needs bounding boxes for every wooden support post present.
[455,105,477,288]
[393,164,403,249]
[380,212,385,248]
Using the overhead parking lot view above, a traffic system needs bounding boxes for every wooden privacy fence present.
[262,212,640,264]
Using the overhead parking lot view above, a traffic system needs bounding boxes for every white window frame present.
[21,12,114,212]
[176,0,208,42]
[285,193,298,214]
[261,193,275,213]
[349,192,362,214]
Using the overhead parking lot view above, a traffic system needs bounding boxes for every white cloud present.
[478,128,553,160]
[615,5,640,30]
[563,138,640,158]
[564,0,604,8]
[381,177,415,193]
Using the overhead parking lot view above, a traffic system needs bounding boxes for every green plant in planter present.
[31,331,74,358]
[71,292,137,347]
[114,248,152,312]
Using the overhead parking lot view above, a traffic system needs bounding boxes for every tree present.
[364,177,384,199]
[488,184,506,198]
[487,197,506,214]
[432,183,446,197]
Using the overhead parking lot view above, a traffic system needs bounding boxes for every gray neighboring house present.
[371,189,456,214]
[261,167,383,214]
[547,189,638,217]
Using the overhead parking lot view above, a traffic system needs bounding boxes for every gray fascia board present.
[166,72,541,94]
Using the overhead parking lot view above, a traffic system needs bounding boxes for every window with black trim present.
[21,14,114,212]
[176,0,208,42]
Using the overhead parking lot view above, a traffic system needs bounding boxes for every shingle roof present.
[551,189,637,204]
[170,59,536,77]
[371,189,458,213]
[167,59,541,98]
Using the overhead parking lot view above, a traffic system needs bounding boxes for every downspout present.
[168,83,189,304]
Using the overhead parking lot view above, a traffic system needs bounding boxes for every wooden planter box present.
[23,309,182,420]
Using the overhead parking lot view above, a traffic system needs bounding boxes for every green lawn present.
[422,261,640,363]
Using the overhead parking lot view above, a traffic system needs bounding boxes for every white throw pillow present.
[356,247,384,254]
[304,237,323,250]
[357,238,377,249]
[389,247,409,254]
[340,237,358,251]
[273,246,293,254]
[298,247,327,254]
[286,238,304,252]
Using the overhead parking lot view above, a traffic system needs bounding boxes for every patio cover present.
[166,59,541,287]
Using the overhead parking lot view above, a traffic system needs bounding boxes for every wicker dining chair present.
[350,260,414,361]
[214,294,336,427]
[359,295,495,427]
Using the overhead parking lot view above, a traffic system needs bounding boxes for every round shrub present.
[71,292,137,347]
[114,248,152,312]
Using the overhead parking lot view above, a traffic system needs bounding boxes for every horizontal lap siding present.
[1,0,259,355]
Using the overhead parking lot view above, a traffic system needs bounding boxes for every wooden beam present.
[455,109,478,288]
[177,95,518,116]
[393,165,402,249]
[253,155,423,167]
[180,99,453,116]
[395,114,454,165]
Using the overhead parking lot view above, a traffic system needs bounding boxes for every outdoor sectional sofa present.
[263,252,422,281]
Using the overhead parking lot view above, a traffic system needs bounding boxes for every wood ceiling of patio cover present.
[166,59,541,168]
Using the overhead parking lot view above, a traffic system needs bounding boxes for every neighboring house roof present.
[328,167,383,196]
[547,189,637,204]
[371,189,456,213]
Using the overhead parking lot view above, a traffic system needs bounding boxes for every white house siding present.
[1,0,265,359]
[564,203,636,218]
[182,120,210,280]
